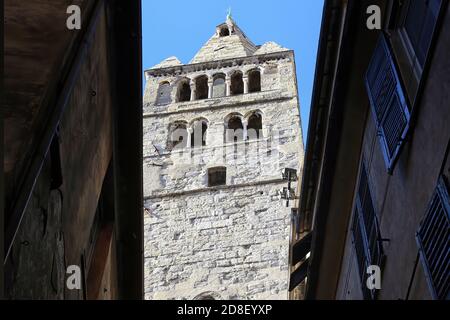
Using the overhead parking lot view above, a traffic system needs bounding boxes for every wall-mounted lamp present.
[281,168,298,207]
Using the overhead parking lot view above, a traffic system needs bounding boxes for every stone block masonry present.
[144,182,290,300]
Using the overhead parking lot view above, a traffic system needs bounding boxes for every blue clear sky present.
[142,0,324,141]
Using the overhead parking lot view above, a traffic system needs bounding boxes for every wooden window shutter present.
[416,177,450,300]
[352,160,384,299]
[365,34,410,173]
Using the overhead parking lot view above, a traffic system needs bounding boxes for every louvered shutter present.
[352,161,384,299]
[416,177,450,300]
[365,34,410,173]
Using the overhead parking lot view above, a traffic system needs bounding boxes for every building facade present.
[3,0,143,299]
[143,17,304,299]
[290,0,449,300]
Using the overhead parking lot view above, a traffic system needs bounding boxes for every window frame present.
[368,0,445,173]
[388,0,445,105]
[396,0,443,71]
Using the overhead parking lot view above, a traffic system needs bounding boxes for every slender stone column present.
[186,127,193,148]
[243,77,249,94]
[208,80,213,99]
[225,77,231,96]
[190,83,196,101]
[242,119,248,141]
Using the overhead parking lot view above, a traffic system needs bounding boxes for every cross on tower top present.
[226,7,232,20]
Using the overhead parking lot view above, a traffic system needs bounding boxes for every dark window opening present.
[248,70,261,93]
[156,82,172,105]
[208,167,226,187]
[191,121,207,148]
[230,72,243,95]
[212,74,226,98]
[168,123,187,150]
[403,0,442,67]
[247,113,262,140]
[195,75,208,100]
[178,81,191,102]
[219,27,230,37]
[226,116,244,143]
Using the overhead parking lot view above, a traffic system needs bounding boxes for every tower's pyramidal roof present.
[150,16,289,70]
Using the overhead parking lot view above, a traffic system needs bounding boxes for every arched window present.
[226,115,244,143]
[191,119,208,148]
[197,294,216,300]
[248,69,261,93]
[177,79,191,102]
[193,291,223,300]
[230,71,243,95]
[247,112,263,140]
[195,75,208,100]
[219,26,230,37]
[156,81,172,105]
[168,122,188,150]
[212,74,226,98]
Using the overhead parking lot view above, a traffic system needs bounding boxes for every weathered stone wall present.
[143,29,303,299]
[144,182,291,300]
[143,93,301,197]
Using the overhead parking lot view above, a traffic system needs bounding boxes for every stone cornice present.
[145,50,294,78]
[143,136,273,159]
[143,93,294,118]
[144,178,285,200]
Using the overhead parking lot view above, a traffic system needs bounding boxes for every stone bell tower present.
[143,16,304,300]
